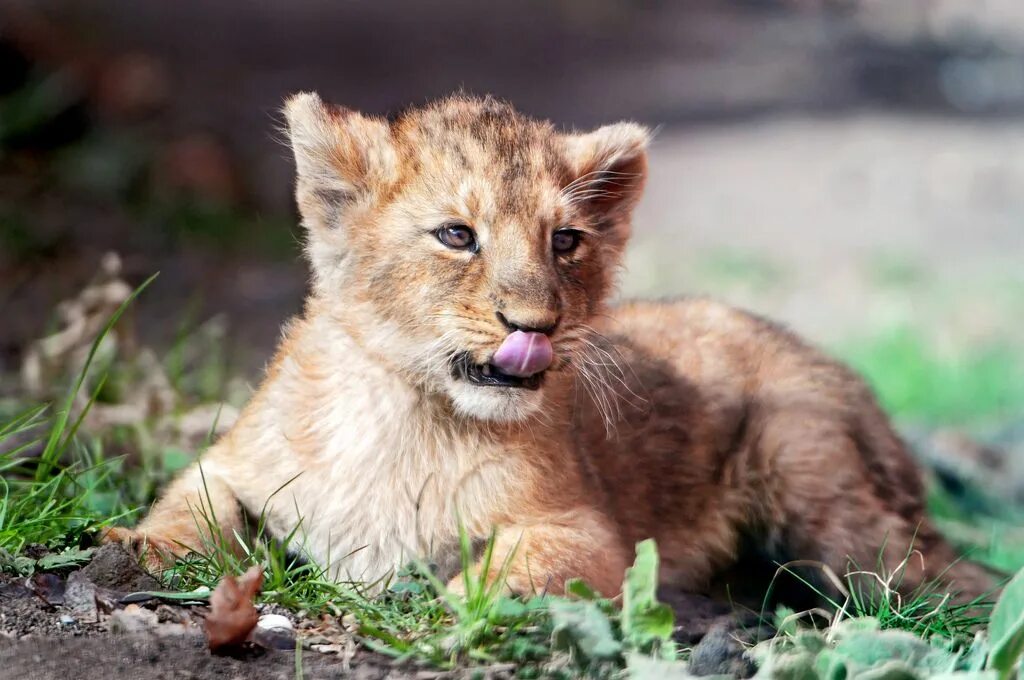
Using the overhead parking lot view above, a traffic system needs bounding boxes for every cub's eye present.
[552,228,582,254]
[436,223,477,251]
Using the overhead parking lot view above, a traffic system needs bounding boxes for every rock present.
[154,604,186,624]
[256,614,293,631]
[59,615,76,626]
[80,543,161,593]
[252,613,296,650]
[688,623,758,678]
[311,644,343,655]
[0,579,33,601]
[28,573,66,606]
[64,571,98,623]
[660,590,734,645]
[108,604,159,635]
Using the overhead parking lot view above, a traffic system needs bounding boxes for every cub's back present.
[570,298,925,584]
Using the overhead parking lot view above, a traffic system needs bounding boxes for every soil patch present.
[0,634,406,680]
[0,545,423,679]
[80,543,162,594]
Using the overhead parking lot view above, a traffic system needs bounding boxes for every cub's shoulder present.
[606,297,870,403]
[609,296,800,352]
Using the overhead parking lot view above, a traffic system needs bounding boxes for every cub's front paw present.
[444,570,525,600]
[101,526,188,574]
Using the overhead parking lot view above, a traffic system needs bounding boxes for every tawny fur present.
[107,93,994,603]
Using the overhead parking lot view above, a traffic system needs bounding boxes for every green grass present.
[840,326,1024,427]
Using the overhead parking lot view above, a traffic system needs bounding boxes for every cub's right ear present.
[283,92,396,233]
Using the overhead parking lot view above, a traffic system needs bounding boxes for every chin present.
[446,379,546,423]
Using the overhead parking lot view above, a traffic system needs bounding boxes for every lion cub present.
[107,93,992,602]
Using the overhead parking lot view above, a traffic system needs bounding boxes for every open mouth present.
[451,353,544,390]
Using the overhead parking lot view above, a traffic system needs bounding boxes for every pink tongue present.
[491,331,554,378]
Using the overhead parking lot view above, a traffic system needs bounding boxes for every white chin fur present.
[446,378,545,422]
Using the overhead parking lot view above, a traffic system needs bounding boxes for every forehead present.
[392,98,570,216]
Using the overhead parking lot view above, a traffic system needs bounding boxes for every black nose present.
[496,311,559,335]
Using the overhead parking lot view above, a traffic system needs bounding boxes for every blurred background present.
[1,1,1023,560]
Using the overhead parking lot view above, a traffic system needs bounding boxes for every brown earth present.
[0,635,403,680]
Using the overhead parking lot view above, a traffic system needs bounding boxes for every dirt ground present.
[0,636,403,680]
[0,546,423,680]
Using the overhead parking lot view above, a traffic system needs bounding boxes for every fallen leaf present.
[29,572,66,606]
[204,565,263,652]
[37,547,97,571]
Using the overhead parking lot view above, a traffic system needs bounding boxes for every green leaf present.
[566,577,600,600]
[36,547,96,570]
[962,634,991,673]
[852,659,920,680]
[827,629,959,677]
[751,640,819,680]
[488,596,527,621]
[625,652,697,679]
[386,580,424,596]
[987,566,1024,677]
[774,605,799,637]
[122,586,211,602]
[161,448,194,474]
[550,598,622,661]
[622,539,676,657]
[0,548,37,575]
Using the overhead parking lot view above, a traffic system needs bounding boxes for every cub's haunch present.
[107,93,994,603]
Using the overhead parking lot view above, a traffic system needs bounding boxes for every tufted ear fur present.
[562,122,650,219]
[284,92,396,290]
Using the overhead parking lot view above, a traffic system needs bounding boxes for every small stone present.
[688,623,758,678]
[81,543,161,593]
[59,615,76,626]
[311,644,343,655]
[252,614,295,650]
[108,603,159,635]
[302,634,331,646]
[155,604,184,624]
[64,571,98,622]
[256,614,293,632]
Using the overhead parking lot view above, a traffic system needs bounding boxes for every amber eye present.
[436,223,477,251]
[552,228,582,254]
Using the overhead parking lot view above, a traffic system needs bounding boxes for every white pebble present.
[256,614,293,632]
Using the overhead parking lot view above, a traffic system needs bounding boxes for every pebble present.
[256,614,293,632]
[311,644,343,655]
[689,623,758,678]
[64,571,98,623]
[108,604,159,635]
[252,613,296,650]
[59,615,76,626]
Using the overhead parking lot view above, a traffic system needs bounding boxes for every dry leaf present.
[204,565,264,652]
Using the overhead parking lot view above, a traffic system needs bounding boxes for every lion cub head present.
[284,93,648,422]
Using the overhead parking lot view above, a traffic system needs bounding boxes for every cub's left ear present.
[562,122,650,216]
[284,91,396,233]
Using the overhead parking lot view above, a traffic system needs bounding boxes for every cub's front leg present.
[449,508,629,598]
[103,445,244,572]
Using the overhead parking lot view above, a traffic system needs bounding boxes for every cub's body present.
[108,94,992,601]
